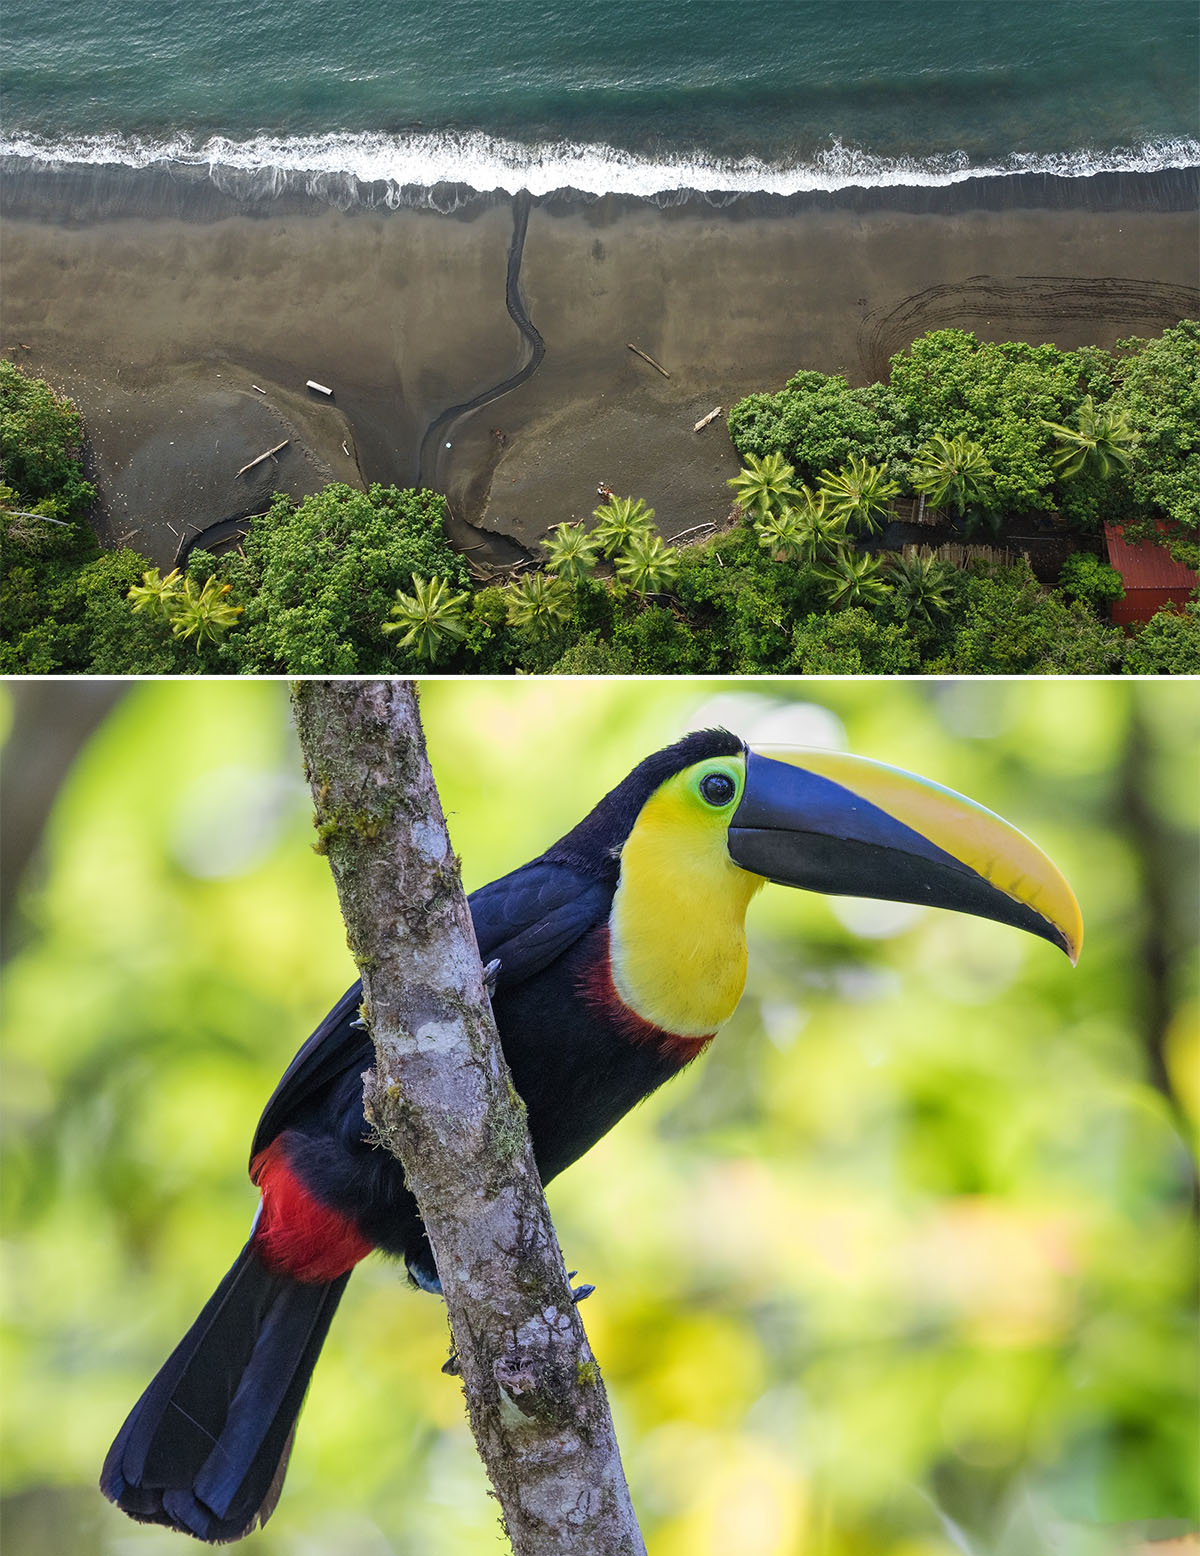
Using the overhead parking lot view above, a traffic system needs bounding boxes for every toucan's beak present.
[727,747,1082,963]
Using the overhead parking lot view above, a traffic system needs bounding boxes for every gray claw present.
[482,958,502,998]
[566,1271,595,1304]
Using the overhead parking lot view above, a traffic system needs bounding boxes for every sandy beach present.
[3,163,1197,566]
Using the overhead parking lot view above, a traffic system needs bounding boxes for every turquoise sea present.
[3,0,1198,198]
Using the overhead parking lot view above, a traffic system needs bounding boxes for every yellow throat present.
[608,762,764,1036]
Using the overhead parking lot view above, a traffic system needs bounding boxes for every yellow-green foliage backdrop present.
[1,679,1196,1556]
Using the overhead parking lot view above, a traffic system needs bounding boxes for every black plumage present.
[101,728,744,1541]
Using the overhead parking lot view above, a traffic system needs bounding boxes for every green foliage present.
[937,562,1127,673]
[884,550,958,624]
[1121,601,1200,674]
[239,484,467,673]
[1106,320,1200,565]
[541,521,600,580]
[0,360,96,522]
[727,370,904,485]
[167,575,245,651]
[592,495,655,557]
[0,366,139,673]
[753,504,806,561]
[610,603,701,672]
[1057,551,1125,609]
[888,331,1086,514]
[727,450,799,522]
[910,432,997,518]
[127,567,184,622]
[787,605,922,672]
[816,454,900,535]
[1042,393,1136,480]
[546,632,636,673]
[503,572,573,634]
[382,574,471,663]
[756,489,849,566]
[817,549,891,611]
[613,530,679,596]
[126,567,244,656]
[669,525,826,672]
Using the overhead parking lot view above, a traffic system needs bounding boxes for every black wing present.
[250,983,368,1160]
[249,860,613,1157]
[468,859,613,990]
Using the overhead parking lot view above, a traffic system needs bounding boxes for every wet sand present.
[3,163,1197,566]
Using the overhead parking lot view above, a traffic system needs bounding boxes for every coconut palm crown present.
[817,455,900,535]
[728,451,800,523]
[382,575,471,662]
[1042,395,1136,481]
[541,522,600,581]
[592,495,655,557]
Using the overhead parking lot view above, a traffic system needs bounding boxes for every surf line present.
[416,188,545,491]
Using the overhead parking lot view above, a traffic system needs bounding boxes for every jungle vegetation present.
[2,324,1197,675]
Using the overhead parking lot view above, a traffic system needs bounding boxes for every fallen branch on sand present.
[666,521,717,545]
[693,406,722,432]
[627,343,670,378]
[236,439,289,478]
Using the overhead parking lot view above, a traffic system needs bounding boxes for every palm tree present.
[592,495,655,557]
[884,550,956,624]
[1041,395,1135,480]
[817,550,890,611]
[910,433,995,518]
[754,505,806,562]
[727,451,799,523]
[817,456,900,535]
[614,530,680,596]
[793,487,852,564]
[505,572,573,634]
[541,522,600,581]
[127,567,183,621]
[168,576,244,651]
[382,575,471,662]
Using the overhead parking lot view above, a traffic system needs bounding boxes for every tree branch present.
[290,678,645,1556]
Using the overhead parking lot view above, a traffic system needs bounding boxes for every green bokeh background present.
[1,678,1196,1556]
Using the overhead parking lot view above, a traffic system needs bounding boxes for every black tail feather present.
[101,1240,349,1543]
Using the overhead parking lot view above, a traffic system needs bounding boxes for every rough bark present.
[290,678,645,1556]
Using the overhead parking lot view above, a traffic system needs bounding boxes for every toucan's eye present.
[699,771,737,807]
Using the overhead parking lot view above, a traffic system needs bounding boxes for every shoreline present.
[4,156,1199,223]
[3,162,1197,567]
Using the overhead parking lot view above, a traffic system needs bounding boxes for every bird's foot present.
[482,958,502,998]
[567,1271,595,1304]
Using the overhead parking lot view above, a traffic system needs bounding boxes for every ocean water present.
[3,0,1198,199]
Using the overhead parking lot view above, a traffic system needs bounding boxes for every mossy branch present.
[290,678,645,1556]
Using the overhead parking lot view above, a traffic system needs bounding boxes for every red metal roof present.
[1103,523,1198,591]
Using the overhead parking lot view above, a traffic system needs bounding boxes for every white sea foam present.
[2,128,1197,205]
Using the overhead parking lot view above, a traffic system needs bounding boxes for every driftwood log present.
[236,439,289,478]
[626,343,670,378]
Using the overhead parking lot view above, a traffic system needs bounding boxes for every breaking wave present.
[3,129,1198,206]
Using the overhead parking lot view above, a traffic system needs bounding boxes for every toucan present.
[101,729,1081,1542]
